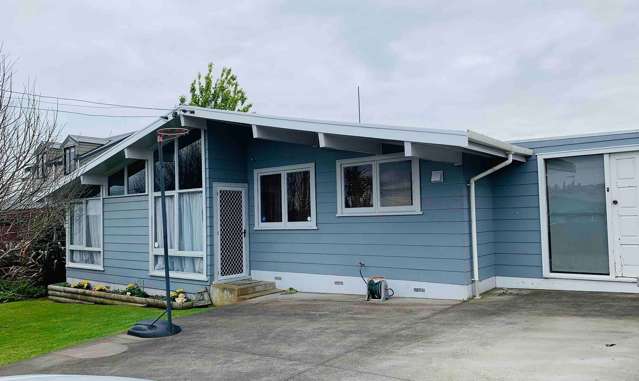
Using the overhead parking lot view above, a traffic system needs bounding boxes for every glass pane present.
[153,255,203,274]
[344,164,373,208]
[154,195,175,249]
[260,173,282,222]
[287,170,311,222]
[127,160,146,194]
[546,155,609,275]
[85,199,102,248]
[70,250,101,266]
[154,141,175,192]
[380,160,413,207]
[179,192,203,251]
[108,169,125,196]
[178,129,202,190]
[70,202,84,246]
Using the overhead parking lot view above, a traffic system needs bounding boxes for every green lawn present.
[0,298,211,367]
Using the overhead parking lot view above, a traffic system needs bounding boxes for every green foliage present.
[179,63,252,112]
[71,279,91,290]
[0,280,46,303]
[0,299,212,366]
[118,283,148,298]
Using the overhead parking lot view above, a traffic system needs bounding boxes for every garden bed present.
[47,284,200,310]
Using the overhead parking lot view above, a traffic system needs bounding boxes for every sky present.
[2,1,639,141]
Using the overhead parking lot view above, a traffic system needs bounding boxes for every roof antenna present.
[357,85,361,124]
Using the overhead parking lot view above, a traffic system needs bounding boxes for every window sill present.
[104,192,148,199]
[149,271,208,282]
[254,226,318,231]
[336,210,423,217]
[66,263,104,271]
[543,272,635,282]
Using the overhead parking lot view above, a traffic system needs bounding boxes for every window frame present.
[66,192,104,271]
[336,154,421,216]
[148,128,207,281]
[106,160,148,197]
[253,163,317,230]
[64,146,77,175]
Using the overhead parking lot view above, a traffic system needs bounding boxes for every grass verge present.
[0,298,211,367]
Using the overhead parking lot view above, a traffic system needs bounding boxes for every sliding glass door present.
[545,154,609,275]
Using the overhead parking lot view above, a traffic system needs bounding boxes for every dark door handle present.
[613,200,619,205]
[242,229,246,237]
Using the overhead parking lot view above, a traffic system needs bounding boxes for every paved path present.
[2,290,639,380]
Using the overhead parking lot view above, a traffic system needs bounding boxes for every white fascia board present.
[178,107,469,146]
[467,130,533,156]
[318,133,382,154]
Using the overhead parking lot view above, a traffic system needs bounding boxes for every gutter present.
[469,153,513,299]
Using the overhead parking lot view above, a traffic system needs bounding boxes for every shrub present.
[93,284,110,292]
[0,280,46,303]
[71,280,91,290]
[119,283,148,298]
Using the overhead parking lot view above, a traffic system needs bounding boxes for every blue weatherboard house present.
[53,106,639,300]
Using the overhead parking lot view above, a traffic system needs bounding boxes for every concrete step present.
[212,280,280,306]
[238,281,276,296]
[238,287,283,301]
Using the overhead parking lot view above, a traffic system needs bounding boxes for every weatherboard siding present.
[244,138,474,286]
[66,194,210,293]
[491,158,543,279]
[492,131,639,280]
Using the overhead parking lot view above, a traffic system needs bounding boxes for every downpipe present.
[469,153,513,299]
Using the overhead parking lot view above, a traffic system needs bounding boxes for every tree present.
[179,63,252,112]
[0,46,67,289]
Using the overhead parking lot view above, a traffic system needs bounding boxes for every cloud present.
[2,0,639,140]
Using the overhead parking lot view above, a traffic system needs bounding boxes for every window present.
[545,155,609,275]
[336,155,421,216]
[67,197,102,270]
[254,163,316,229]
[107,160,147,196]
[151,129,205,278]
[64,146,76,174]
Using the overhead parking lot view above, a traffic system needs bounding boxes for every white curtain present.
[85,199,101,248]
[71,250,101,265]
[71,203,84,245]
[154,255,203,274]
[179,191,203,251]
[154,196,175,249]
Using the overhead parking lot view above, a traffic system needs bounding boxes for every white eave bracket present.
[80,175,105,186]
[252,124,316,146]
[404,142,463,165]
[318,133,382,154]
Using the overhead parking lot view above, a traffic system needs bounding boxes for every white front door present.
[214,183,249,281]
[610,152,639,278]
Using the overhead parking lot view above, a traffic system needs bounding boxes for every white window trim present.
[105,160,148,198]
[148,128,207,281]
[254,163,317,230]
[336,153,421,217]
[537,150,634,282]
[66,192,104,271]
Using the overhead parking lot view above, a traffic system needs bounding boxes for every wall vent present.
[334,281,344,286]
[274,276,282,281]
[413,287,426,293]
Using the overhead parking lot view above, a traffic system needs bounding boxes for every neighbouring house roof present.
[47,106,534,196]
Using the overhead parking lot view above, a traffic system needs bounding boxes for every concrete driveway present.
[2,289,639,380]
